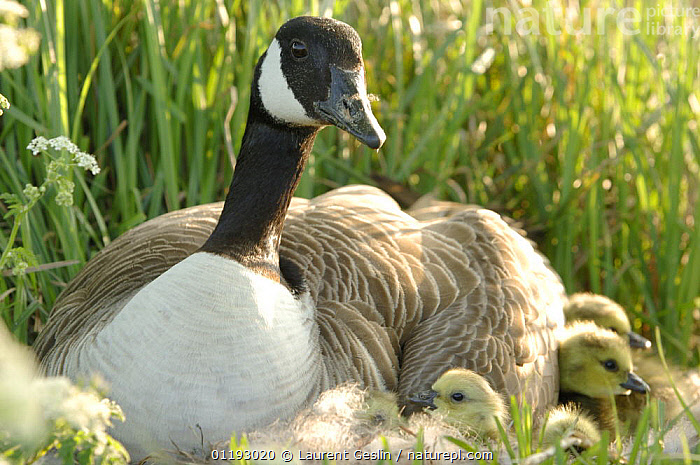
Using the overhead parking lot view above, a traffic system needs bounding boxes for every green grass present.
[0,0,698,462]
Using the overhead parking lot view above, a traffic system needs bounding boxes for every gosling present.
[408,368,507,440]
[409,368,603,453]
[564,293,699,428]
[564,292,651,349]
[558,322,650,434]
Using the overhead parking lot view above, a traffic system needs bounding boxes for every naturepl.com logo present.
[486,4,700,37]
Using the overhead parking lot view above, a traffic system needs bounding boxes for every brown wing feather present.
[35,185,564,415]
[285,186,563,412]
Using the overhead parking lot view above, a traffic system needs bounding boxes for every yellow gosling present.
[564,294,700,429]
[557,322,649,434]
[358,390,403,429]
[564,293,651,349]
[558,322,649,399]
[408,367,607,453]
[409,368,507,440]
[541,403,601,450]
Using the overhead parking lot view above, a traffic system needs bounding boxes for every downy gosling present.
[558,322,650,434]
[564,293,699,428]
[409,368,508,441]
[410,368,603,452]
[541,403,601,451]
[564,293,651,349]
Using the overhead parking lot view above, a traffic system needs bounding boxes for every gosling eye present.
[608,326,618,333]
[602,359,619,372]
[290,40,308,59]
[451,392,465,402]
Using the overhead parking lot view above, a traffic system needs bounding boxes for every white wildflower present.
[0,323,46,448]
[11,261,28,275]
[0,0,29,20]
[26,136,48,155]
[55,390,115,431]
[22,183,44,203]
[45,159,61,182]
[6,249,28,276]
[73,151,100,175]
[0,24,40,71]
[0,93,8,115]
[55,191,73,207]
[59,178,75,192]
[31,376,73,415]
[55,179,74,207]
[30,376,125,449]
[48,135,79,154]
[1,323,128,462]
[27,135,99,174]
[33,377,124,450]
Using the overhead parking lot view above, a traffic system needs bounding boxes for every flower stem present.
[0,213,24,271]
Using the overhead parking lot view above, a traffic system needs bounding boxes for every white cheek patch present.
[258,39,319,126]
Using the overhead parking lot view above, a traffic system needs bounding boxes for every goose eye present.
[602,359,619,372]
[291,40,308,59]
[451,392,465,402]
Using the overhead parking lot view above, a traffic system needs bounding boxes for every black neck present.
[199,119,318,282]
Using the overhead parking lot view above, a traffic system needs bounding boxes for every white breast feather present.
[66,252,321,456]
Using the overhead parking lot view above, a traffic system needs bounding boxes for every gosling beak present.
[408,389,438,410]
[628,331,652,350]
[620,372,650,394]
[315,66,386,149]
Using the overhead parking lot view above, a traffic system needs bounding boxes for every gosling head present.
[408,368,507,440]
[558,322,650,398]
[253,16,385,148]
[357,390,402,428]
[565,293,651,350]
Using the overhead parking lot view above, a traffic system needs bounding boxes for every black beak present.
[315,66,386,149]
[628,331,652,350]
[620,372,650,393]
[408,389,438,410]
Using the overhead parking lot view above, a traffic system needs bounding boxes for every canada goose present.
[541,403,601,450]
[285,385,401,451]
[33,16,566,457]
[243,384,467,460]
[558,322,649,399]
[409,368,508,440]
[359,390,403,429]
[407,368,603,454]
[564,293,651,349]
[557,322,649,434]
[564,294,700,429]
[614,351,700,430]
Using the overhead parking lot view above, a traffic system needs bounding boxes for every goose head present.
[409,368,507,440]
[201,16,385,280]
[565,293,651,350]
[558,322,650,398]
[252,16,385,147]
